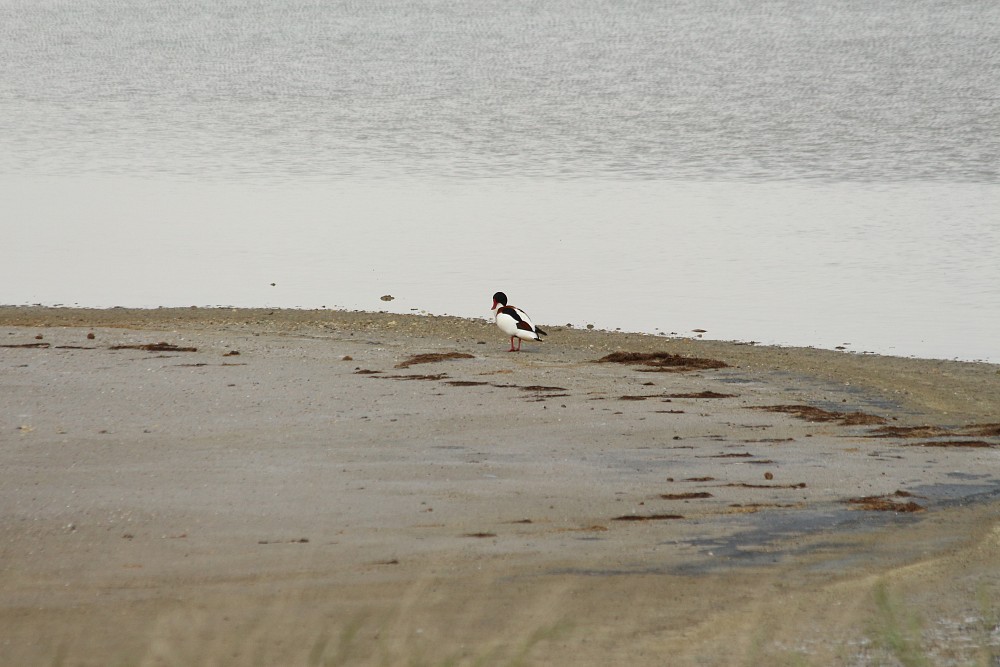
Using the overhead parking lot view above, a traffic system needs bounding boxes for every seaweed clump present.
[596,351,728,372]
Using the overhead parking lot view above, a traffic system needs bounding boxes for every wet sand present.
[2,307,999,666]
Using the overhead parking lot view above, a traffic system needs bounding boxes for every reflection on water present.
[4,176,998,363]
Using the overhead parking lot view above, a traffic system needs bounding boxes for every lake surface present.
[2,0,998,361]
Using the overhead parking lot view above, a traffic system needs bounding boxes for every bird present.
[491,291,547,352]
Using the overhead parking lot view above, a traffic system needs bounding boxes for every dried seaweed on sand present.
[395,352,474,369]
[752,404,886,426]
[596,351,728,372]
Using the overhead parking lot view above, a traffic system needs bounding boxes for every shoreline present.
[2,306,999,665]
[3,305,998,421]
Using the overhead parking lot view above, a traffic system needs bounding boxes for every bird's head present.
[491,292,508,311]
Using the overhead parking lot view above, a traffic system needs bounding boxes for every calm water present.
[2,0,998,361]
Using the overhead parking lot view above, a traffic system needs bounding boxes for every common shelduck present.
[491,291,547,352]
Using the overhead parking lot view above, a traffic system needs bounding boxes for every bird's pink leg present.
[509,336,517,352]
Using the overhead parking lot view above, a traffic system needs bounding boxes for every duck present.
[491,291,547,352]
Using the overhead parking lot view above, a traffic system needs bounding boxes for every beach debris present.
[1,342,51,348]
[612,513,684,521]
[725,502,800,514]
[866,425,947,438]
[957,423,1000,436]
[723,482,807,489]
[868,423,1000,438]
[475,383,569,400]
[463,532,497,538]
[844,491,924,512]
[394,352,474,368]
[665,391,737,399]
[87,332,95,339]
[596,351,728,372]
[223,350,240,356]
[764,472,774,480]
[752,404,886,426]
[110,342,198,352]
[659,492,713,500]
[380,294,394,301]
[903,440,997,448]
[377,373,450,381]
[685,476,715,482]
[617,391,731,401]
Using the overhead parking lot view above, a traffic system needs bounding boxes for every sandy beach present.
[2,306,999,666]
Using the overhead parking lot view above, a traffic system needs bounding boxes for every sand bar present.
[2,307,999,665]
